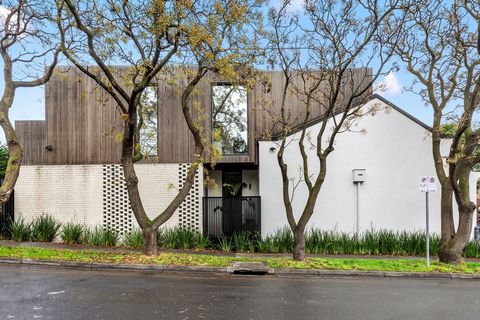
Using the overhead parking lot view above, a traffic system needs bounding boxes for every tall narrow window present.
[138,85,158,156]
[212,85,248,155]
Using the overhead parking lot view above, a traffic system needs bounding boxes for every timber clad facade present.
[18,68,124,165]
[17,67,372,166]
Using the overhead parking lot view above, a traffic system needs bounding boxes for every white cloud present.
[378,72,402,96]
[0,5,31,37]
[0,6,12,26]
[0,5,20,31]
[0,6,11,19]
[270,0,305,13]
[288,0,305,12]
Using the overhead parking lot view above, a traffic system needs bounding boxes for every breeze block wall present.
[14,163,203,235]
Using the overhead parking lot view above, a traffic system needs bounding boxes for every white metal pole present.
[426,190,430,268]
[356,182,359,239]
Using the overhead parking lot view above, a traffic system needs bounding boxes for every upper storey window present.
[212,85,248,155]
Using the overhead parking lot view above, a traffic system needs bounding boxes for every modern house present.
[14,67,480,237]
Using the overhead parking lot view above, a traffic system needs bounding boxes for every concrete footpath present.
[1,240,479,280]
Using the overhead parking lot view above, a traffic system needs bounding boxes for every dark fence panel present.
[0,190,14,236]
[203,196,261,238]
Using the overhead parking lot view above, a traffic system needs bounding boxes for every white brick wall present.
[15,163,203,233]
[15,165,104,227]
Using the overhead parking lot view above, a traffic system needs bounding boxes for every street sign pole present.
[425,190,430,268]
[419,176,435,269]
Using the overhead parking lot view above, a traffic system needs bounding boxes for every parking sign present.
[419,176,428,192]
[419,176,436,192]
[428,176,437,192]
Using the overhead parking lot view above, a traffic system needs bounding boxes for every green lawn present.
[1,246,480,274]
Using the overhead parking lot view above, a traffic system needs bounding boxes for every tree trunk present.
[292,228,306,261]
[438,181,458,263]
[142,226,158,256]
[439,206,475,264]
[0,108,22,208]
[439,183,454,244]
[121,112,150,226]
[438,182,454,263]
[438,234,470,264]
[438,241,463,264]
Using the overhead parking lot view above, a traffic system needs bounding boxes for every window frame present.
[138,84,159,157]
[210,82,249,156]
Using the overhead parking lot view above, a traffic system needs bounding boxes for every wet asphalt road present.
[1,264,480,320]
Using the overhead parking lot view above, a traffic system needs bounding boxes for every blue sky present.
[377,70,433,127]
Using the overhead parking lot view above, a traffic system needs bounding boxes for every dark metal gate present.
[203,196,261,238]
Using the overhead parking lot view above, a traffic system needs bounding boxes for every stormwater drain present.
[227,262,274,275]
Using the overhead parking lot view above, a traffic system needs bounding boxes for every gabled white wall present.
[259,97,480,236]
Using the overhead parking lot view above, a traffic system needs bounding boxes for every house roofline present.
[370,94,431,131]
[263,94,431,141]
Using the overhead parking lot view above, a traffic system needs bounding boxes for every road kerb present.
[163,265,228,273]
[91,262,164,271]
[1,258,480,279]
[318,270,385,278]
[384,271,451,279]
[0,258,21,264]
[274,269,319,276]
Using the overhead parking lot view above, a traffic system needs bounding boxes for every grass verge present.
[1,246,480,274]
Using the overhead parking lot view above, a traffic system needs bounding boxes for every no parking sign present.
[419,175,436,268]
[419,176,437,192]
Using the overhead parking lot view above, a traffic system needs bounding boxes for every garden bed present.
[1,245,480,274]
[3,215,480,259]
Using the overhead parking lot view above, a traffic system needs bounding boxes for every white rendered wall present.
[259,98,479,236]
[242,170,259,197]
[15,163,203,232]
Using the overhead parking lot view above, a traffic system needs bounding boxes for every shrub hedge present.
[2,217,480,258]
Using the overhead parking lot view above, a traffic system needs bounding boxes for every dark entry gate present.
[203,196,261,238]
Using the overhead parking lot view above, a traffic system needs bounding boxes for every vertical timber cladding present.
[102,164,134,236]
[177,163,202,232]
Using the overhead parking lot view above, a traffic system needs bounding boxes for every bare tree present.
[394,1,480,263]
[265,0,406,260]
[0,0,62,207]
[57,0,261,255]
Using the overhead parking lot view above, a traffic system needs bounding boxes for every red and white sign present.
[419,176,437,192]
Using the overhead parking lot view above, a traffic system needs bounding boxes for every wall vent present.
[102,164,134,236]
[177,163,202,232]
